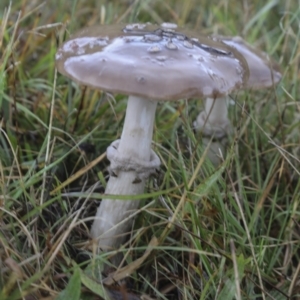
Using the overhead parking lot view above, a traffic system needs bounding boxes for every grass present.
[0,0,299,299]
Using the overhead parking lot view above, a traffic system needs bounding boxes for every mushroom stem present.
[91,95,159,251]
[193,97,232,166]
[194,97,232,138]
[204,97,228,124]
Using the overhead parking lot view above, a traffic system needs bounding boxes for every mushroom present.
[55,23,249,253]
[194,36,282,165]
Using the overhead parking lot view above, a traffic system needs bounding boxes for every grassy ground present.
[0,0,299,299]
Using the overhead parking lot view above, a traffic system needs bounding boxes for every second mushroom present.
[194,36,282,165]
[55,23,250,253]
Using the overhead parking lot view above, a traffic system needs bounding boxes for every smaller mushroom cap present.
[213,36,282,89]
[56,23,249,101]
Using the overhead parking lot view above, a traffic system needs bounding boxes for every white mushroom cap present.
[56,23,249,101]
[213,36,282,89]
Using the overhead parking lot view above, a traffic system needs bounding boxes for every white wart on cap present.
[56,23,250,100]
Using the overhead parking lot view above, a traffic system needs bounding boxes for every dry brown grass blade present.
[0,258,24,298]
[103,236,158,285]
[50,151,106,195]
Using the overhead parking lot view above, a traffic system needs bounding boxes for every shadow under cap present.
[213,36,282,89]
[56,23,250,101]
